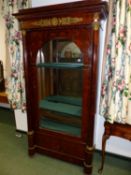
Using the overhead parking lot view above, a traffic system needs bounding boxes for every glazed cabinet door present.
[26,27,93,140]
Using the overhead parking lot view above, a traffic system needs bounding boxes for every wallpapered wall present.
[32,0,82,6]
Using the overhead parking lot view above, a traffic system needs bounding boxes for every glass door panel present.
[36,39,83,136]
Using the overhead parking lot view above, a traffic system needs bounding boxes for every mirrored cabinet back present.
[14,1,108,174]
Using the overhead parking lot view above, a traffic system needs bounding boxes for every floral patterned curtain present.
[100,0,131,125]
[1,0,31,111]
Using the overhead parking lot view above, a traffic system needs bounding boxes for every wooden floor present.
[0,91,8,104]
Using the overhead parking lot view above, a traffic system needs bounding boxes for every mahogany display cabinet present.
[14,1,108,174]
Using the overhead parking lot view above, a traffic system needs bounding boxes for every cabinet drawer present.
[35,131,85,159]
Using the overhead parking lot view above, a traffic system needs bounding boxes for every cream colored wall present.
[0,1,6,78]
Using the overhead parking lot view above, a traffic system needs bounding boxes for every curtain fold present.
[1,0,31,111]
[100,0,131,125]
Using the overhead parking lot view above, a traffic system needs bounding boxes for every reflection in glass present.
[36,39,83,136]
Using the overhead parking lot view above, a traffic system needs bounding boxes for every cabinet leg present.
[84,145,95,175]
[98,134,110,174]
[27,130,35,156]
[28,146,36,156]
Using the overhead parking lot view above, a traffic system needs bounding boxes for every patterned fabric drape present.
[100,0,131,125]
[1,0,31,111]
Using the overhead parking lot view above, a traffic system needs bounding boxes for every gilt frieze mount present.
[20,16,85,29]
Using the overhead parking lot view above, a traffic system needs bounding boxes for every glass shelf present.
[37,62,83,69]
[39,99,82,117]
[40,117,81,136]
[45,95,82,106]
